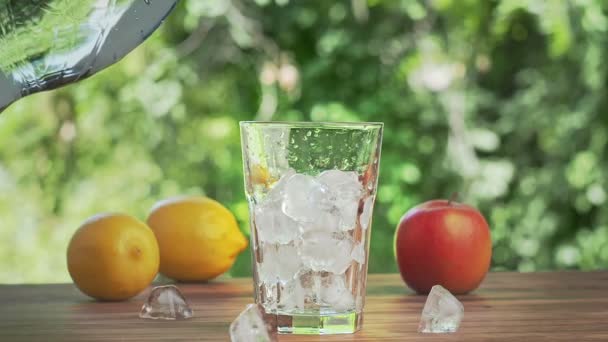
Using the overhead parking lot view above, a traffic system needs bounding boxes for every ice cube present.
[229,304,277,342]
[418,285,464,333]
[360,196,374,230]
[298,210,340,234]
[299,231,353,274]
[278,271,356,313]
[321,273,355,312]
[280,269,342,311]
[265,168,296,201]
[254,203,299,244]
[277,275,309,311]
[257,243,302,283]
[254,169,300,244]
[335,199,359,231]
[257,281,278,312]
[317,170,360,194]
[317,170,363,231]
[139,285,193,320]
[351,243,365,264]
[282,174,332,223]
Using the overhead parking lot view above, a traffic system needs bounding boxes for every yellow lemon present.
[67,213,160,301]
[250,164,274,185]
[147,196,248,281]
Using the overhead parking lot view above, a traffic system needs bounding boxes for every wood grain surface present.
[1,272,607,341]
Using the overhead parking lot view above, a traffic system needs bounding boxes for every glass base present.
[276,311,363,334]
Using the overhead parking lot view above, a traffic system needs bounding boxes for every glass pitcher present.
[0,0,177,112]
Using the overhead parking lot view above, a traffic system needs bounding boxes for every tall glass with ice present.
[240,121,383,334]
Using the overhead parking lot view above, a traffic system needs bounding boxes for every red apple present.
[395,199,492,294]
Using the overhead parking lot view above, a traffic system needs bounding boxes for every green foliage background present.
[1,0,608,283]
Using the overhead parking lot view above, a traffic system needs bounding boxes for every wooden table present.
[1,272,607,341]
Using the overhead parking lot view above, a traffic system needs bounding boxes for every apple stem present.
[448,192,459,205]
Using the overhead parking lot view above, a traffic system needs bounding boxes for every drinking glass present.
[240,121,383,334]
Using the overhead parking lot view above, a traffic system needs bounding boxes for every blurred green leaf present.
[1,0,608,283]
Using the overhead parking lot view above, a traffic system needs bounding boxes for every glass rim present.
[240,121,383,128]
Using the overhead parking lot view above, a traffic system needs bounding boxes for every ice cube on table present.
[418,285,464,333]
[139,285,193,320]
[282,174,332,223]
[299,231,354,274]
[230,304,277,342]
[257,242,302,283]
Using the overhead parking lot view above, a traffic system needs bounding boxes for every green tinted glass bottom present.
[276,311,363,334]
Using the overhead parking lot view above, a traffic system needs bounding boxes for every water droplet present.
[144,0,151,4]
[112,53,117,61]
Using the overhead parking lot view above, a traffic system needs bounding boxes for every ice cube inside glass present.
[240,122,383,334]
